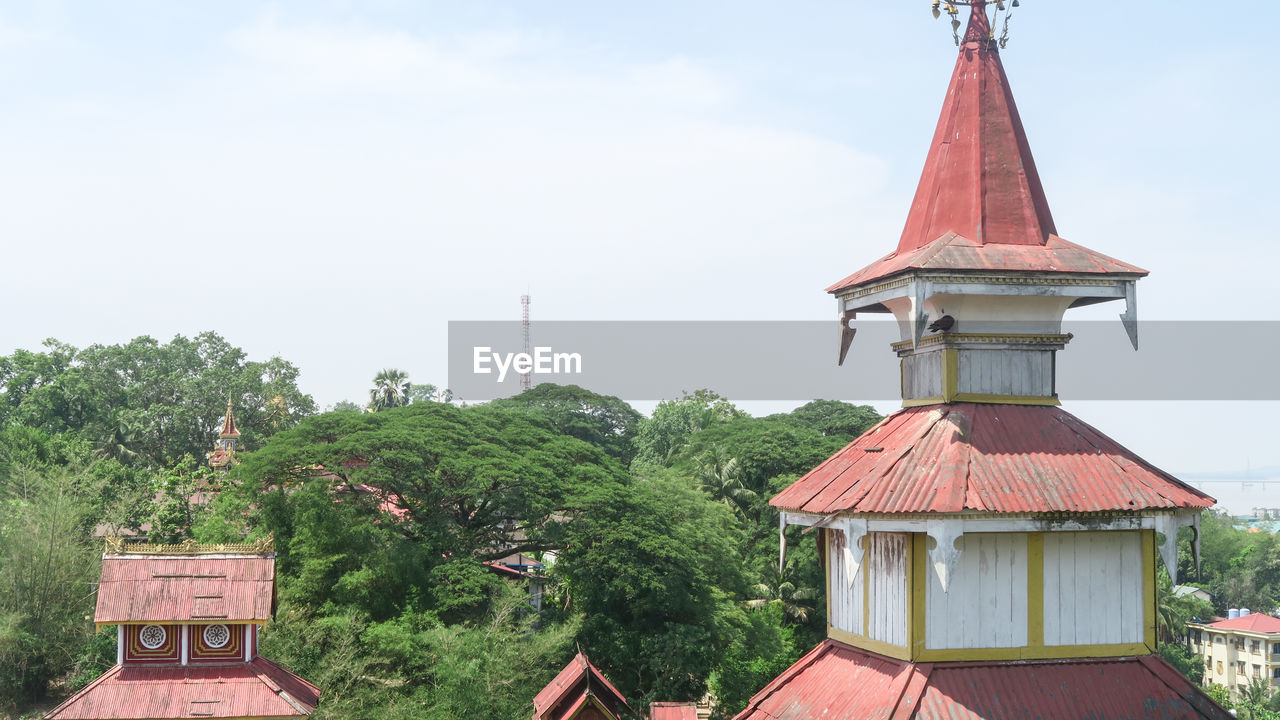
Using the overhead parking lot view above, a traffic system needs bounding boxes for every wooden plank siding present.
[827,529,864,636]
[867,533,909,647]
[925,533,1028,650]
[1043,531,1145,646]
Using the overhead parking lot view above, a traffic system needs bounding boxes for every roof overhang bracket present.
[1153,511,1200,584]
[912,279,931,349]
[837,297,857,366]
[1120,280,1139,350]
[926,519,963,593]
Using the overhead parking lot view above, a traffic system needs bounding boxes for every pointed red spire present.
[220,399,240,439]
[898,0,1054,253]
[826,2,1146,294]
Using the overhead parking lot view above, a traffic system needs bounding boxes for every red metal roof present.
[95,555,275,624]
[533,652,629,720]
[826,4,1146,294]
[220,402,241,439]
[1205,613,1280,634]
[732,639,1231,720]
[649,702,698,720]
[771,403,1215,515]
[45,657,318,719]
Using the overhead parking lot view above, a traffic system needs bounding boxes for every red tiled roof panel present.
[95,556,275,624]
[734,640,910,720]
[44,658,318,719]
[732,640,1232,720]
[649,702,699,720]
[771,404,1214,515]
[1205,613,1280,633]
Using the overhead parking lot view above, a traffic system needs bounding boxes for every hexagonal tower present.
[735,3,1230,718]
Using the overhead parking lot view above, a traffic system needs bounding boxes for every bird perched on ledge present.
[927,315,955,333]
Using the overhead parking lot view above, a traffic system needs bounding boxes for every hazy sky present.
[2,2,1276,505]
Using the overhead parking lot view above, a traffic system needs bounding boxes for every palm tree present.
[694,444,756,520]
[368,369,411,412]
[746,562,818,625]
[95,411,143,464]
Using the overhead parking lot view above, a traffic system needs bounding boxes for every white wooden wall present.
[902,352,943,400]
[867,533,909,647]
[828,529,864,636]
[926,533,1028,649]
[956,349,1054,397]
[1043,531,1144,646]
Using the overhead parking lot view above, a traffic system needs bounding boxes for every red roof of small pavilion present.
[95,555,275,624]
[220,402,241,439]
[771,403,1214,515]
[733,639,1231,720]
[650,702,699,720]
[533,652,629,720]
[1204,613,1280,634]
[826,4,1146,294]
[45,657,318,720]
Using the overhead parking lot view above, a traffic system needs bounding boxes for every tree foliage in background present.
[0,333,315,468]
[489,384,642,464]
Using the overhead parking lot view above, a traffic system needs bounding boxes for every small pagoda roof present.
[220,401,241,439]
[650,702,699,720]
[532,652,629,720]
[95,539,276,624]
[44,657,318,720]
[771,403,1214,515]
[827,3,1146,295]
[732,639,1231,720]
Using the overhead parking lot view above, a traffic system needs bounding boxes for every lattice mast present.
[520,293,532,390]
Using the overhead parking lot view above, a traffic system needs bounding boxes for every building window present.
[1219,661,1225,675]
[1255,664,1262,677]
[1273,642,1280,654]
[1273,667,1280,679]
[1238,661,1247,674]
[1253,641,1262,654]
[202,624,231,649]
[1218,636,1226,644]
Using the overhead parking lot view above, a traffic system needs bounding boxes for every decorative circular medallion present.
[139,624,167,649]
[203,623,231,649]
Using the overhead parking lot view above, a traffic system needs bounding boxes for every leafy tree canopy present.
[489,384,642,464]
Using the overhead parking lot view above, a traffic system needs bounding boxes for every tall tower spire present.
[208,397,241,469]
[735,5,1228,718]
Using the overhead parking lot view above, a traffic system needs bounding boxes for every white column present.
[244,624,253,662]
[180,625,189,666]
[116,626,123,665]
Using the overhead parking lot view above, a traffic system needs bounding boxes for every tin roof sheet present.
[826,6,1145,294]
[649,702,699,720]
[95,555,275,624]
[1205,613,1280,634]
[732,640,1231,720]
[44,657,318,719]
[771,403,1215,515]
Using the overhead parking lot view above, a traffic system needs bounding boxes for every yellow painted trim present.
[942,348,959,402]
[902,396,945,408]
[917,642,1153,662]
[950,393,1062,406]
[828,626,912,661]
[1027,533,1045,648]
[1144,529,1158,652]
[566,694,619,720]
[911,533,927,659]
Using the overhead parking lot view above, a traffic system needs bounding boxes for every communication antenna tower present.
[520,293,531,390]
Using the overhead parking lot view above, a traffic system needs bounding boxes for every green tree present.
[408,384,453,405]
[0,466,101,711]
[556,470,744,707]
[632,390,746,468]
[489,384,642,464]
[769,399,881,441]
[368,369,411,412]
[745,562,817,625]
[693,444,755,520]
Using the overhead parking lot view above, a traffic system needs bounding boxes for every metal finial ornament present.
[930,0,1019,48]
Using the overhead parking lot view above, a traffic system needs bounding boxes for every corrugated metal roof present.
[44,657,318,719]
[95,555,275,624]
[532,652,629,720]
[649,702,698,720]
[1205,613,1280,634]
[825,6,1145,294]
[771,403,1215,515]
[732,640,1232,720]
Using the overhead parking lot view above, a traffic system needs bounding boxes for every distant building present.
[45,536,318,720]
[649,702,699,720]
[1190,612,1280,694]
[1175,585,1214,605]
